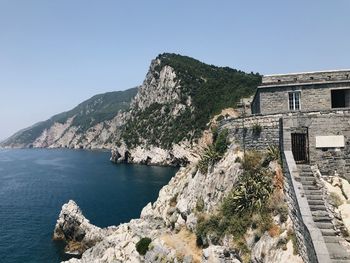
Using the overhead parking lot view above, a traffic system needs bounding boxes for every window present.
[331,89,350,108]
[289,91,301,111]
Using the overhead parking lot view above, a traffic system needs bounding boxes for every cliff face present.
[0,89,137,149]
[54,142,303,263]
[1,53,260,166]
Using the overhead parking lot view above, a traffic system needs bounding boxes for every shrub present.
[195,150,290,261]
[287,229,299,255]
[222,170,273,214]
[214,128,229,155]
[252,123,262,136]
[196,197,205,212]
[211,126,219,142]
[198,145,222,173]
[266,144,281,163]
[242,151,263,173]
[197,129,229,174]
[136,237,152,255]
[216,115,225,122]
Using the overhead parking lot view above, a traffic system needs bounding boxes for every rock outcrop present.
[53,200,117,255]
[55,144,303,263]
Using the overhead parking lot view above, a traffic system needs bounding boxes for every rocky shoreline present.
[53,144,303,263]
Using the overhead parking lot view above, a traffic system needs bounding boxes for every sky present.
[0,0,350,141]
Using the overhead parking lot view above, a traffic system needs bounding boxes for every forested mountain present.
[1,53,261,165]
[1,88,138,148]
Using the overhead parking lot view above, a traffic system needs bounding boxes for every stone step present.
[308,199,325,206]
[306,195,324,200]
[321,229,337,236]
[326,243,350,259]
[309,205,327,211]
[316,222,334,229]
[305,190,323,195]
[324,236,341,243]
[312,210,331,219]
[299,168,313,173]
[303,186,321,190]
[301,180,317,186]
[300,172,314,176]
[300,176,316,181]
[332,260,350,263]
[297,164,311,168]
[313,216,333,222]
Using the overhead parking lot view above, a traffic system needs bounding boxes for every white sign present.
[315,135,345,148]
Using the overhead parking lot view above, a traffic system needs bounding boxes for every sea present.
[0,148,177,263]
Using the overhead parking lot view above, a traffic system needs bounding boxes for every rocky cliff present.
[0,89,137,149]
[1,53,260,166]
[54,139,303,263]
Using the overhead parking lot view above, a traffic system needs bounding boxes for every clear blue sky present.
[1,0,349,141]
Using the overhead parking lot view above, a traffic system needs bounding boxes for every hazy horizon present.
[1,0,350,141]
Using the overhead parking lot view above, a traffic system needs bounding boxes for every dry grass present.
[274,163,284,190]
[268,224,281,237]
[161,228,202,263]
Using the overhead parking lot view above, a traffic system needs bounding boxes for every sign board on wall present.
[315,135,345,148]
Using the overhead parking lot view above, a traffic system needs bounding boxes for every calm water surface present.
[0,149,177,263]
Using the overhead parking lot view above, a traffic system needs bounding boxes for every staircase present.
[298,164,350,263]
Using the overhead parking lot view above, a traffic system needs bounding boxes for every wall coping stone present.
[221,109,350,125]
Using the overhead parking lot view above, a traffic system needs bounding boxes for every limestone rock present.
[56,143,305,263]
[202,245,240,263]
[53,200,115,255]
[251,231,303,263]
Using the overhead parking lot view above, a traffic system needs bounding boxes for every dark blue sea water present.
[0,149,177,263]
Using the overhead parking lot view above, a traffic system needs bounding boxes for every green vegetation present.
[196,151,289,262]
[136,237,152,255]
[196,197,205,212]
[122,53,261,148]
[266,144,281,163]
[198,129,229,173]
[2,88,138,146]
[4,53,261,149]
[252,123,262,136]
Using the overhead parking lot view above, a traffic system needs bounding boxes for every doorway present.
[291,132,309,163]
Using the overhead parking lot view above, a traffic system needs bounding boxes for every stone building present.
[221,70,350,262]
[251,70,350,115]
[247,70,350,177]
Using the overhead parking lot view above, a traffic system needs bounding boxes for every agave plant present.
[266,144,280,162]
[198,145,223,173]
[222,170,273,215]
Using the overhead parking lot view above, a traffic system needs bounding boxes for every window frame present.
[288,90,301,111]
[330,88,350,109]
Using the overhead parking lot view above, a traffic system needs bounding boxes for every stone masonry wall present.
[282,110,350,180]
[220,114,282,151]
[256,83,350,115]
[221,110,350,181]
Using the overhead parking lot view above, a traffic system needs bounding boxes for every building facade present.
[222,70,350,179]
[251,70,350,115]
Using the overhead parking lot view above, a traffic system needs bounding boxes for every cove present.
[0,149,177,263]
